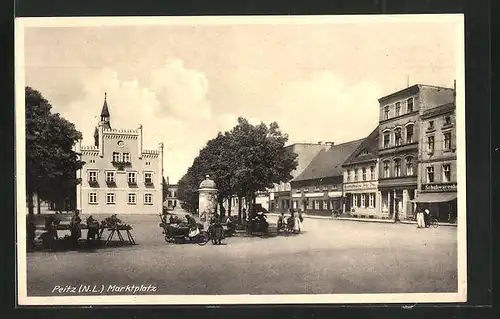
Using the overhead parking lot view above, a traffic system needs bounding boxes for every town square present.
[16,16,465,304]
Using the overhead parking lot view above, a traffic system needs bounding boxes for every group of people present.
[278,209,304,233]
[416,208,432,228]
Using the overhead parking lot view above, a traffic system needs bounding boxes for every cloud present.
[150,59,212,120]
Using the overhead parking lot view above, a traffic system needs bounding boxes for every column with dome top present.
[198,175,218,230]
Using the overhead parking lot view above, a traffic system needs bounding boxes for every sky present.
[22,16,461,183]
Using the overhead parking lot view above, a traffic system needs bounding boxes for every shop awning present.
[410,193,457,203]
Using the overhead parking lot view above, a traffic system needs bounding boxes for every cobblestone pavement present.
[26,212,458,296]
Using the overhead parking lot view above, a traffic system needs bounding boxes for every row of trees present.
[177,117,298,219]
[26,87,84,215]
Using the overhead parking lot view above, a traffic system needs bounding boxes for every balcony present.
[106,180,116,187]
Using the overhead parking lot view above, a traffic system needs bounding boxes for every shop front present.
[343,181,380,218]
[411,182,457,223]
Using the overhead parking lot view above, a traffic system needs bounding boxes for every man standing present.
[70,209,82,248]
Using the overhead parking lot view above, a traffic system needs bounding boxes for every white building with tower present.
[75,93,164,215]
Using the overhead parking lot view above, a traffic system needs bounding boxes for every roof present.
[378,84,453,103]
[292,139,364,182]
[101,93,110,117]
[288,143,331,178]
[342,127,379,167]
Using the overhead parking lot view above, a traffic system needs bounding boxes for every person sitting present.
[185,215,199,238]
[86,215,100,244]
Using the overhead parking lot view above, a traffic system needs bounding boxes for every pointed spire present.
[101,92,110,118]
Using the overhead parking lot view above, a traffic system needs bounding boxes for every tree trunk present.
[27,190,34,216]
[37,194,41,214]
[238,197,243,220]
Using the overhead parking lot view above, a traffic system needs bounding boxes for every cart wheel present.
[197,231,209,246]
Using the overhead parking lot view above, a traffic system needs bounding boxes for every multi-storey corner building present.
[291,139,363,215]
[341,127,382,218]
[76,94,164,215]
[268,142,332,213]
[412,82,457,223]
[377,84,454,221]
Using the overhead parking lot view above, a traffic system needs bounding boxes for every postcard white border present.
[15,14,466,306]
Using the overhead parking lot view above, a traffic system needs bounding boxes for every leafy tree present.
[229,118,298,212]
[25,87,84,215]
[178,117,298,220]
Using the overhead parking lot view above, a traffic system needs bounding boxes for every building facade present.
[164,183,179,210]
[76,94,164,215]
[269,142,332,213]
[377,84,454,221]
[291,140,363,215]
[342,128,382,218]
[412,84,457,223]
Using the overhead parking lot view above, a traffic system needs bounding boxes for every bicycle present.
[428,216,439,228]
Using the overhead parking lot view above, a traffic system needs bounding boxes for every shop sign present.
[344,181,377,191]
[422,183,457,192]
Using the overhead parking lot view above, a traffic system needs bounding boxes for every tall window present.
[144,193,153,204]
[370,165,376,180]
[383,132,390,148]
[127,172,137,184]
[443,164,451,182]
[315,200,320,210]
[427,136,435,154]
[128,193,136,204]
[406,124,414,143]
[123,152,130,162]
[113,152,120,162]
[89,192,98,204]
[395,102,401,116]
[323,200,328,210]
[106,171,115,183]
[88,171,98,182]
[394,128,402,146]
[353,195,358,207]
[407,98,414,112]
[444,132,452,151]
[383,161,390,178]
[394,159,401,177]
[362,167,367,181]
[360,194,366,207]
[426,166,435,183]
[369,193,375,208]
[445,115,452,125]
[347,170,352,182]
[428,121,434,130]
[354,169,359,181]
[106,193,115,204]
[384,106,390,120]
[405,157,413,176]
[144,172,153,184]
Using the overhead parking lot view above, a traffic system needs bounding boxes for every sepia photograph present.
[15,14,466,305]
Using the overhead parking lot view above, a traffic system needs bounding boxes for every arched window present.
[406,124,414,143]
[405,157,414,176]
[383,161,390,178]
[394,128,402,146]
[383,129,391,148]
[394,158,401,177]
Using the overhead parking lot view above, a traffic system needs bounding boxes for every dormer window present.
[360,149,369,156]
[428,121,434,130]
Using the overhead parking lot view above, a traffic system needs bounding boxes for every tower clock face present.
[117,141,124,147]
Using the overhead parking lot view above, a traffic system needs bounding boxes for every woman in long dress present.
[293,209,301,233]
